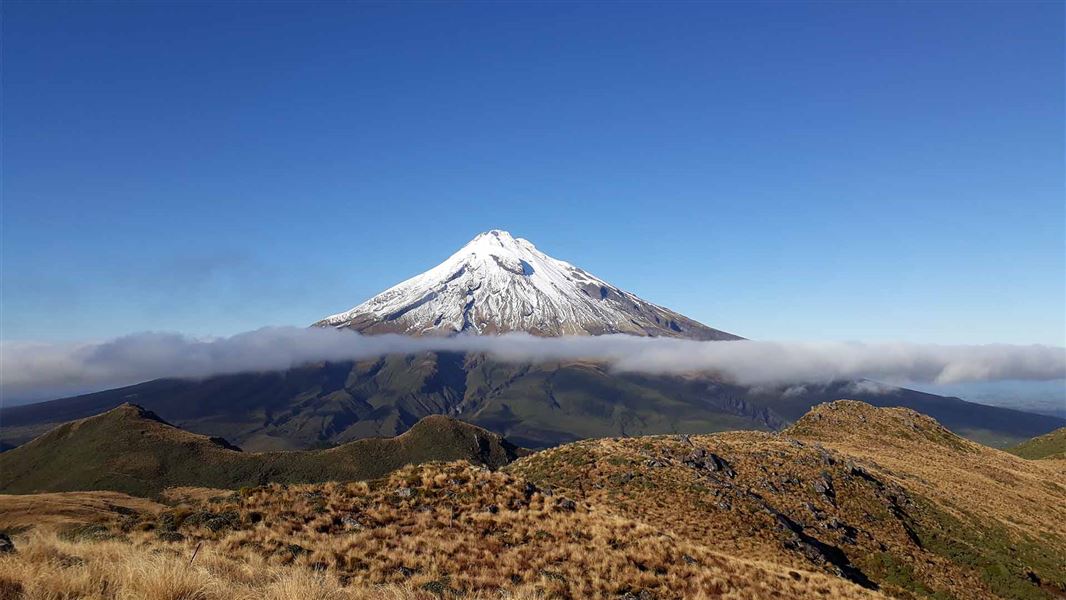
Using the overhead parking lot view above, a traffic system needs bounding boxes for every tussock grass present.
[4,401,1061,600]
[0,463,882,600]
[0,491,163,531]
[508,402,1066,600]
[0,531,545,600]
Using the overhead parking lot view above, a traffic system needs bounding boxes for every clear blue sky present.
[3,1,1063,345]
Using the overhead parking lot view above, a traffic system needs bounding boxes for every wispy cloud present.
[2,327,1064,402]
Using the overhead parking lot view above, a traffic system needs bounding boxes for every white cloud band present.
[2,327,1063,402]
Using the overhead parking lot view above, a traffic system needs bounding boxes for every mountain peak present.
[786,400,978,453]
[315,230,740,340]
[454,230,539,275]
[469,229,521,243]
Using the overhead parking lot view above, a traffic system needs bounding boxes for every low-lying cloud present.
[2,327,1064,402]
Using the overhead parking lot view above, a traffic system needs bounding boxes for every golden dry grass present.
[507,402,1066,600]
[0,530,544,600]
[160,487,232,505]
[786,400,1066,541]
[508,431,996,599]
[0,463,883,600]
[0,492,163,531]
[2,401,1062,599]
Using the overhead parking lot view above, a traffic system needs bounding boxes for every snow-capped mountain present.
[314,230,740,340]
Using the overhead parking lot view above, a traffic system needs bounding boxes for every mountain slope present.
[509,400,1066,599]
[3,354,1061,453]
[1005,427,1066,460]
[785,400,1066,541]
[786,401,1066,599]
[0,404,522,496]
[0,356,782,451]
[314,230,740,340]
[3,353,1060,453]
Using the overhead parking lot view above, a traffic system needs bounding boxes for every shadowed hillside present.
[3,354,1060,453]
[0,403,521,496]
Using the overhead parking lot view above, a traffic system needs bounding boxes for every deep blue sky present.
[4,1,1064,345]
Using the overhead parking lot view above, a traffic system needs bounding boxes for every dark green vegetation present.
[2,353,1060,452]
[909,498,1066,600]
[1006,427,1066,460]
[0,403,520,497]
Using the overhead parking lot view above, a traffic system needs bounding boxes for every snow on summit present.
[315,230,739,340]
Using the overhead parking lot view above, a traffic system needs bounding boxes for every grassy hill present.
[1,400,1063,599]
[508,400,1066,599]
[0,465,885,600]
[788,401,1066,599]
[3,353,1060,452]
[1005,427,1066,460]
[0,403,521,497]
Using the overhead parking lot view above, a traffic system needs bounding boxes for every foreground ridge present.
[1,401,1063,599]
